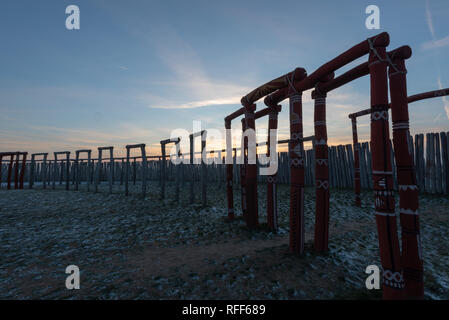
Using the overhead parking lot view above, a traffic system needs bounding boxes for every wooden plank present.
[346,144,355,188]
[442,132,449,195]
[414,134,421,190]
[430,133,435,193]
[359,143,367,189]
[366,142,373,190]
[435,133,442,194]
[328,147,334,188]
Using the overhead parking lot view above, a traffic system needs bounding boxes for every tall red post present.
[266,108,279,231]
[389,57,423,299]
[244,105,259,228]
[369,45,403,299]
[351,118,362,206]
[240,118,247,219]
[312,90,330,252]
[225,121,235,220]
[289,91,305,255]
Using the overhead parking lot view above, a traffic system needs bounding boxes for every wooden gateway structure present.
[224,32,422,299]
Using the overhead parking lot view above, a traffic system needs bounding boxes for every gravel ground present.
[0,180,448,299]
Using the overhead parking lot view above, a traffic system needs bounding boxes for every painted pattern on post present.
[369,45,403,299]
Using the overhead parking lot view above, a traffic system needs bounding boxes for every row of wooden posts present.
[2,131,448,199]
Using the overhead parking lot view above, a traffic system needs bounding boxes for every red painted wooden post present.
[225,121,235,220]
[244,105,259,228]
[312,90,330,252]
[351,117,362,206]
[389,55,423,299]
[289,91,305,255]
[240,118,247,220]
[266,108,279,231]
[369,44,403,299]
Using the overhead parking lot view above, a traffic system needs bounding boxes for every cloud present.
[425,0,436,38]
[132,25,253,109]
[421,35,449,50]
[422,1,449,51]
[150,96,243,109]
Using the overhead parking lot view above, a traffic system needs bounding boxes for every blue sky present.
[0,0,448,157]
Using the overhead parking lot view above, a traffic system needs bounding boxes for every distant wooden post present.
[96,147,113,194]
[125,144,147,198]
[75,149,91,191]
[53,151,70,190]
[29,153,48,189]
[160,138,181,200]
[189,131,206,204]
[201,131,207,206]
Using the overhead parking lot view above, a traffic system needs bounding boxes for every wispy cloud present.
[131,25,253,109]
[150,96,243,109]
[425,0,436,38]
[421,35,449,50]
[422,1,449,51]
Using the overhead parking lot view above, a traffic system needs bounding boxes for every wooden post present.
[289,92,305,255]
[189,134,195,204]
[369,44,403,299]
[225,120,235,219]
[240,118,247,218]
[141,147,147,198]
[441,132,449,194]
[96,149,102,193]
[265,105,281,231]
[19,152,27,189]
[201,131,207,206]
[125,148,130,196]
[428,133,436,194]
[65,153,70,190]
[414,134,421,190]
[7,154,14,190]
[243,106,258,228]
[109,149,114,194]
[389,56,423,299]
[350,117,361,205]
[435,133,442,194]
[14,152,19,189]
[312,90,330,251]
[29,154,36,189]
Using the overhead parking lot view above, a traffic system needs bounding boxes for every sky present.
[0,0,448,158]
